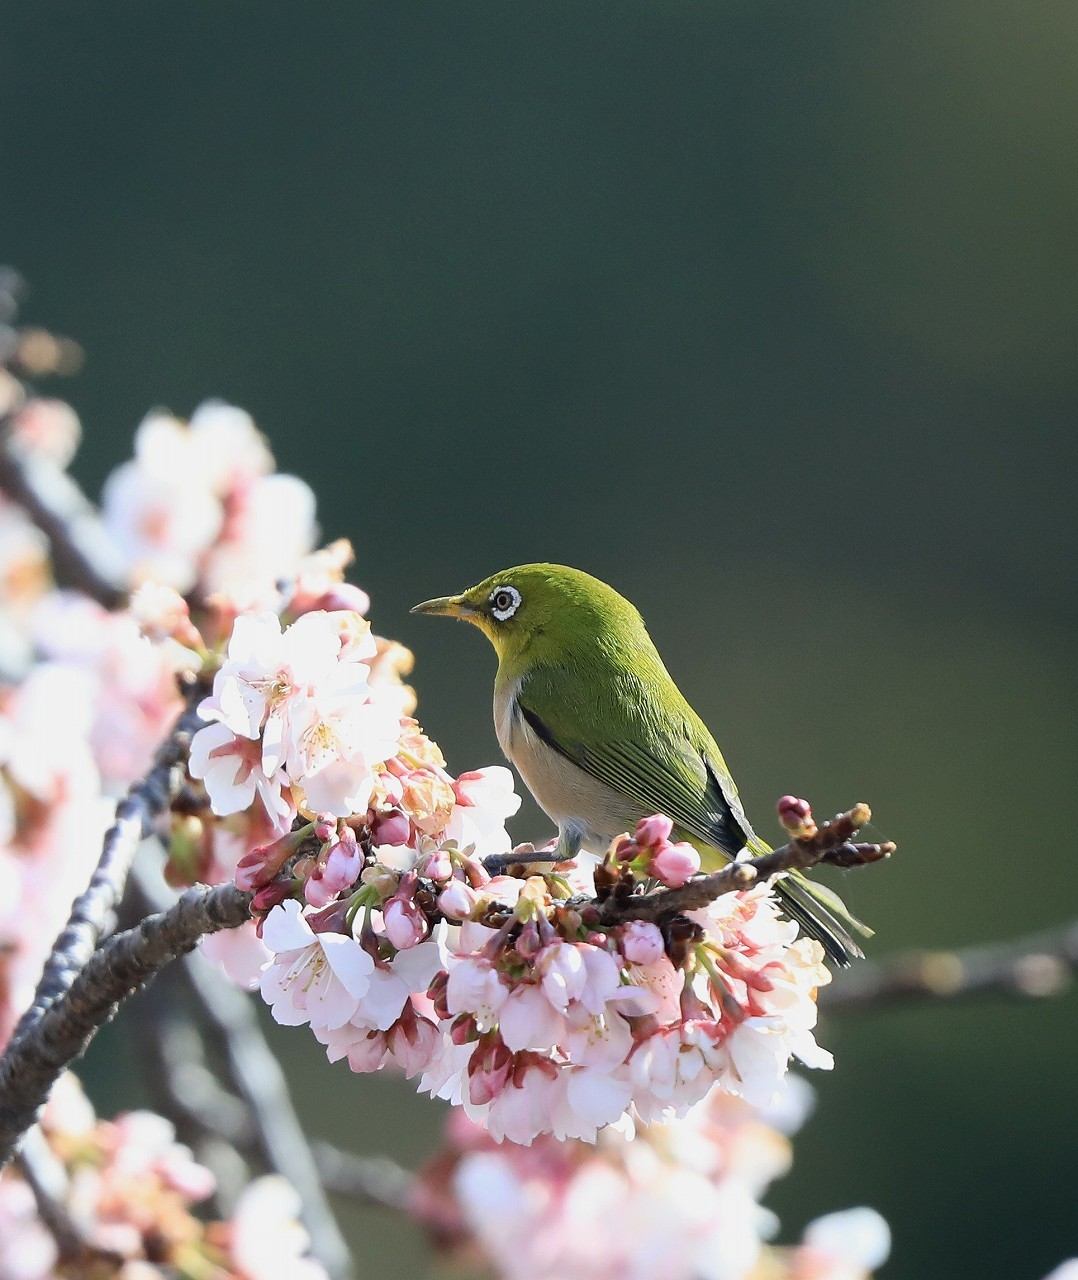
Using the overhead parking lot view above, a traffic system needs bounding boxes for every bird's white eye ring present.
[489,586,521,621]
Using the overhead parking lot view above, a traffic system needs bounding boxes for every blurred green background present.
[3,3,1077,1277]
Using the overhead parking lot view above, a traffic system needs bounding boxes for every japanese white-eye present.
[412,563,868,965]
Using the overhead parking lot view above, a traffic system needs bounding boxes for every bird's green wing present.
[516,667,751,859]
[516,663,869,966]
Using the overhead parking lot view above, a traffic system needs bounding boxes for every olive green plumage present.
[412,563,868,965]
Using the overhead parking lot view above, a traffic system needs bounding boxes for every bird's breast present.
[494,678,638,852]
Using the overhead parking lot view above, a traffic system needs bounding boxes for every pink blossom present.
[446,957,510,1031]
[259,900,374,1030]
[229,1175,329,1280]
[189,720,294,832]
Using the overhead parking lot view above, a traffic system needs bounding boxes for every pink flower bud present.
[250,881,292,917]
[635,814,674,850]
[427,970,450,1018]
[235,827,305,891]
[778,795,811,823]
[370,808,411,847]
[777,795,816,838]
[320,827,363,894]
[388,1010,440,1076]
[620,920,666,966]
[450,1013,478,1044]
[614,836,637,862]
[437,879,479,920]
[419,848,453,883]
[303,873,337,907]
[649,840,700,888]
[467,1036,513,1105]
[384,894,430,950]
[314,816,338,843]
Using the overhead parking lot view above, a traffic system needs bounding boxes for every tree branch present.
[0,416,129,608]
[313,1141,416,1215]
[595,805,893,924]
[0,881,251,1168]
[820,921,1078,1013]
[9,692,206,1046]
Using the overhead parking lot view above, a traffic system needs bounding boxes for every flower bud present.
[634,814,674,850]
[437,879,479,921]
[250,881,293,916]
[303,873,337,908]
[649,840,700,888]
[384,892,430,950]
[777,795,816,839]
[467,1036,513,1105]
[620,920,666,966]
[369,808,410,848]
[320,826,363,894]
[419,848,453,883]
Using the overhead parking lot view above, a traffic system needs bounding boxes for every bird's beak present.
[410,594,477,621]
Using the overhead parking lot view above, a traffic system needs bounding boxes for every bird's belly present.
[495,686,638,852]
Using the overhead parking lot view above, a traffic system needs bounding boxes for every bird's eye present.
[489,586,522,621]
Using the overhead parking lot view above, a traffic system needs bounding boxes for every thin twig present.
[0,416,129,608]
[596,808,893,924]
[129,968,253,1214]
[9,693,206,1046]
[0,881,251,1168]
[313,1141,416,1215]
[821,921,1078,1013]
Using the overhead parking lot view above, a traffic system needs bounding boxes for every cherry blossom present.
[259,899,375,1029]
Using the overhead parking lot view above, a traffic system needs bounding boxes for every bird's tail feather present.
[774,871,872,968]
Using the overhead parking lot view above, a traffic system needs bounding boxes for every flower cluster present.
[414,1081,890,1280]
[0,1074,328,1280]
[190,608,402,832]
[240,797,831,1145]
[0,396,339,1044]
[101,401,317,598]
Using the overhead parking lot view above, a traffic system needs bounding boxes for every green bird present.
[412,563,868,965]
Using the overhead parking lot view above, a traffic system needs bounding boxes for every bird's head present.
[411,563,645,671]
